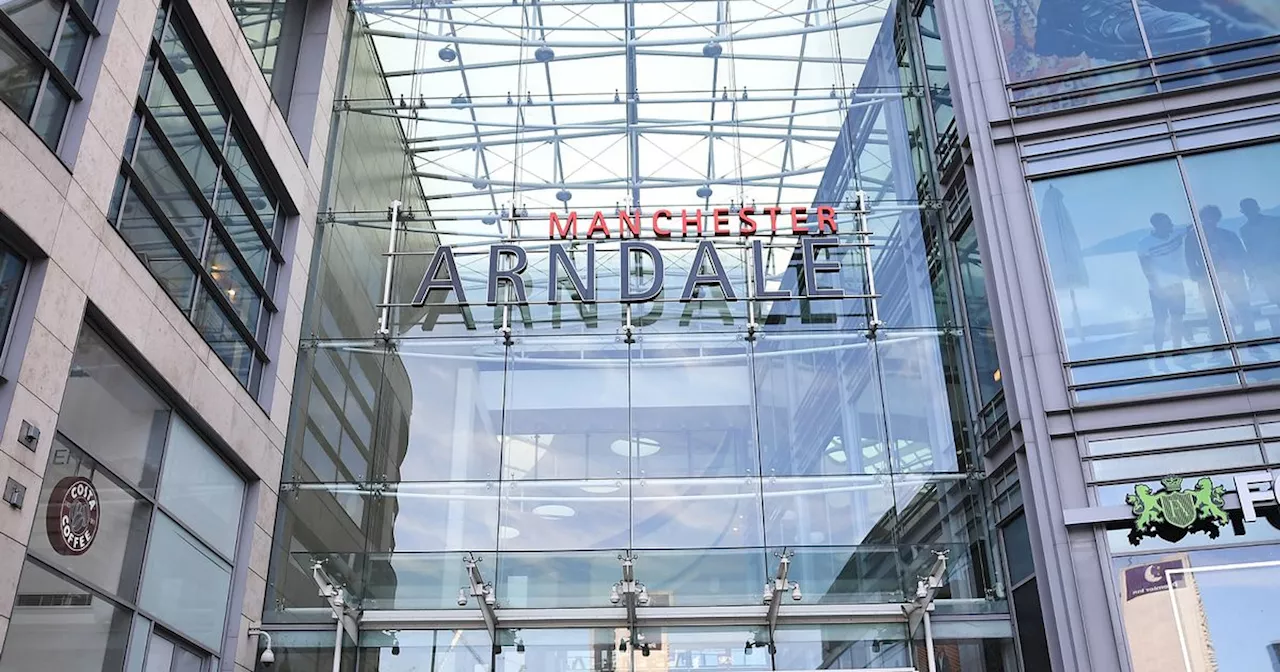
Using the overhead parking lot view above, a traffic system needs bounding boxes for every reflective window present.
[159,417,245,557]
[0,0,97,150]
[0,560,132,672]
[956,227,1002,405]
[990,0,1148,82]
[1033,160,1228,361]
[0,240,25,360]
[112,5,283,394]
[138,514,233,651]
[1136,1,1280,57]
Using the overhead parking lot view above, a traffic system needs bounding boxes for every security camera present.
[790,584,802,601]
[458,588,469,607]
[259,648,275,667]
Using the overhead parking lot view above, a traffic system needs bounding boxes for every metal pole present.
[854,190,882,334]
[332,612,344,672]
[922,610,937,672]
[377,199,403,335]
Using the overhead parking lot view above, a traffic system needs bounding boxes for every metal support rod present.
[332,612,344,672]
[854,190,882,336]
[922,610,937,672]
[462,553,499,643]
[377,200,402,336]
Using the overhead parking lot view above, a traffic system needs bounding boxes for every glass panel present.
[762,475,895,547]
[1032,161,1229,361]
[1069,348,1233,384]
[1001,512,1035,584]
[59,327,170,492]
[1137,1,1280,57]
[363,551,475,610]
[370,482,499,552]
[877,332,962,473]
[204,229,262,333]
[125,615,151,672]
[223,129,276,225]
[130,124,209,253]
[639,626,773,672]
[755,334,887,477]
[213,185,270,283]
[0,560,132,672]
[633,548,765,607]
[630,335,755,478]
[498,480,628,551]
[52,15,87,79]
[32,78,68,149]
[373,339,506,483]
[1011,580,1052,671]
[145,72,219,202]
[988,0,1149,83]
[142,634,174,672]
[0,28,45,119]
[116,184,198,310]
[0,241,25,344]
[780,546,904,603]
[1075,371,1240,402]
[289,343,382,482]
[2,0,64,53]
[1180,142,1280,342]
[495,550,623,608]
[502,337,629,481]
[138,513,232,650]
[631,477,763,549]
[357,630,492,672]
[157,19,226,144]
[917,0,953,134]
[895,475,989,600]
[493,628,622,672]
[191,287,255,386]
[28,436,152,599]
[1090,443,1263,481]
[957,227,1002,404]
[1088,425,1256,456]
[158,416,245,558]
[773,623,910,670]
[1115,547,1280,672]
[281,485,374,553]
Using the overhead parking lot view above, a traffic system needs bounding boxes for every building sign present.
[1235,471,1280,522]
[45,476,100,556]
[1126,476,1229,545]
[1122,558,1188,601]
[412,207,854,307]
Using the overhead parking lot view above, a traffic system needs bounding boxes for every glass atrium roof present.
[349,0,900,235]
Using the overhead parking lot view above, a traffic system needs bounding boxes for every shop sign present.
[412,207,854,307]
[1234,470,1280,522]
[1126,476,1229,544]
[45,476,100,556]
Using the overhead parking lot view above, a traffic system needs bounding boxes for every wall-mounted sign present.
[1126,476,1229,545]
[413,207,857,308]
[45,476,100,556]
[1235,471,1280,522]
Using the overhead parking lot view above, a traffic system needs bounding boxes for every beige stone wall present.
[0,0,348,669]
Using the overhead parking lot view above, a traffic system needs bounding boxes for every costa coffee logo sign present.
[46,476,100,556]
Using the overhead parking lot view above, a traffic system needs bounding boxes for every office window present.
[0,325,248,668]
[0,241,25,364]
[0,0,98,149]
[109,4,284,394]
[227,0,305,107]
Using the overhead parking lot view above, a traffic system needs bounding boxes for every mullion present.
[135,103,277,315]
[65,0,99,37]
[149,42,283,263]
[120,160,270,364]
[0,12,80,101]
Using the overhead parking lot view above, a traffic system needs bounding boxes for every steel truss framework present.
[345,0,911,235]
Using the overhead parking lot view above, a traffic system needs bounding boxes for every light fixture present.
[439,45,457,62]
[482,213,498,225]
[791,584,802,601]
[450,94,468,106]
[498,525,520,540]
[532,504,575,518]
[696,185,713,199]
[580,483,621,494]
[610,438,660,457]
[609,585,621,604]
[472,177,489,190]
[556,188,572,203]
[535,43,555,62]
[637,585,650,606]
[457,588,468,606]
[702,40,723,58]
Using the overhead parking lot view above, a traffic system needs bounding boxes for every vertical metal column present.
[854,190,882,336]
[377,199,403,336]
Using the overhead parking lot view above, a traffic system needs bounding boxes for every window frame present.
[109,1,288,395]
[0,240,29,379]
[0,0,100,151]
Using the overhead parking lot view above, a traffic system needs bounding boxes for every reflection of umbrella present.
[1039,185,1089,339]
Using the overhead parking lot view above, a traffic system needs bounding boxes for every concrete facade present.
[0,0,348,669]
[939,2,1280,672]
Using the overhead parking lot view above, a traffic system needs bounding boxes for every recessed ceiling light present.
[498,525,520,539]
[580,483,621,494]
[610,438,661,457]
[532,504,575,518]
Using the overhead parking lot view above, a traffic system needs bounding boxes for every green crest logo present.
[1126,476,1229,546]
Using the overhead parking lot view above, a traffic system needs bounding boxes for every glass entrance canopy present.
[270,0,997,652]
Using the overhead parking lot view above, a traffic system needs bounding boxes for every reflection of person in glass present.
[1138,213,1187,352]
[1239,197,1280,335]
[1034,0,1209,60]
[1185,205,1255,339]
